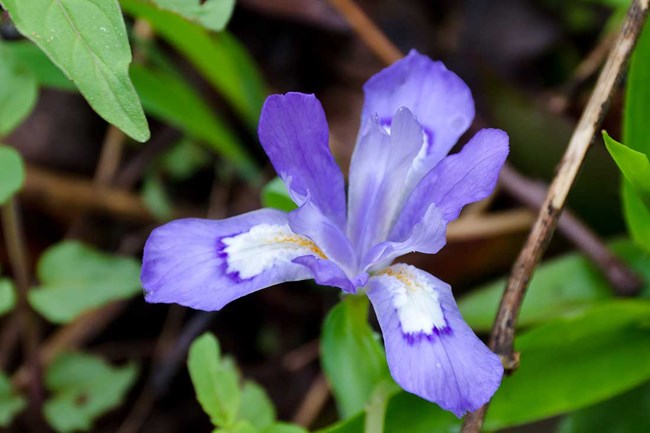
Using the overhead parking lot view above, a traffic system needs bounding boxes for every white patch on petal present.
[375,263,446,335]
[222,224,325,279]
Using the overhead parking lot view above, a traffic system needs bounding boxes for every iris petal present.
[367,264,503,417]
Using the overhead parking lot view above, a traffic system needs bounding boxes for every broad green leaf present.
[0,372,26,427]
[4,41,75,91]
[321,295,392,418]
[44,352,138,432]
[159,139,211,181]
[238,381,275,431]
[262,424,309,433]
[558,381,650,433]
[152,0,235,31]
[130,64,256,178]
[0,145,25,205]
[0,279,17,317]
[623,181,650,252]
[29,241,141,323]
[261,178,297,212]
[603,132,650,208]
[458,239,650,332]
[220,421,257,433]
[141,173,173,221]
[120,0,267,130]
[1,0,150,142]
[188,333,241,428]
[0,43,38,136]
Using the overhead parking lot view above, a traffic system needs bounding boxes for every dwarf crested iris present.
[141,50,508,417]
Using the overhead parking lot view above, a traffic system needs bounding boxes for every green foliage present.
[120,0,267,131]
[0,372,26,427]
[321,295,392,418]
[188,333,241,428]
[141,172,173,220]
[604,132,650,208]
[621,21,650,251]
[458,239,650,331]
[28,241,141,323]
[261,178,297,212]
[0,279,17,317]
[152,0,235,31]
[238,382,275,431]
[0,0,149,142]
[558,381,650,433]
[44,352,138,432]
[4,41,75,91]
[0,42,38,136]
[0,145,26,206]
[159,139,211,181]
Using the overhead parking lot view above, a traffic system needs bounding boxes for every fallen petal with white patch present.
[367,264,503,417]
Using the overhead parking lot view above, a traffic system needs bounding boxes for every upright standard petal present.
[362,50,475,177]
[258,92,347,229]
[347,108,424,257]
[366,264,503,417]
[142,209,327,311]
[391,128,509,244]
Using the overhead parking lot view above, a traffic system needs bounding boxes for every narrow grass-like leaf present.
[152,0,235,31]
[29,241,141,323]
[0,145,25,206]
[1,0,150,141]
[603,131,650,208]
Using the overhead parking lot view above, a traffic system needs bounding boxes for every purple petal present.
[347,108,423,257]
[362,50,475,177]
[142,209,322,311]
[259,92,347,229]
[367,264,503,417]
[391,128,509,243]
[293,256,368,294]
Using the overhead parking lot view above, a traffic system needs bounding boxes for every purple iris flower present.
[141,50,508,417]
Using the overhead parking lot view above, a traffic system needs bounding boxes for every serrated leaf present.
[603,131,650,208]
[458,239,650,332]
[188,333,241,428]
[152,0,235,31]
[0,42,38,136]
[0,372,26,427]
[1,0,150,142]
[238,381,275,430]
[0,279,17,317]
[120,0,266,131]
[322,295,392,418]
[0,145,25,206]
[261,177,297,212]
[44,352,138,432]
[29,241,141,323]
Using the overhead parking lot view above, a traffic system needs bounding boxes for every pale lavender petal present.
[293,256,368,294]
[362,50,475,176]
[347,108,423,257]
[366,264,503,417]
[258,92,347,228]
[391,128,509,243]
[142,209,322,311]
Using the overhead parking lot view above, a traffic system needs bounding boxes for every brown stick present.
[462,1,650,431]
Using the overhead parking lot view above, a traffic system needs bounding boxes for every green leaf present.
[623,181,650,252]
[321,295,392,418]
[603,131,650,208]
[188,333,241,428]
[44,352,138,432]
[152,0,235,31]
[0,279,17,317]
[141,173,173,221]
[159,139,211,181]
[485,300,650,429]
[0,145,25,206]
[458,239,650,332]
[4,41,75,91]
[238,381,275,431]
[0,0,150,142]
[120,0,267,130]
[0,372,26,427]
[558,381,650,433]
[261,178,297,212]
[28,241,141,323]
[262,424,309,433]
[624,20,650,157]
[0,42,38,136]
[130,64,256,178]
